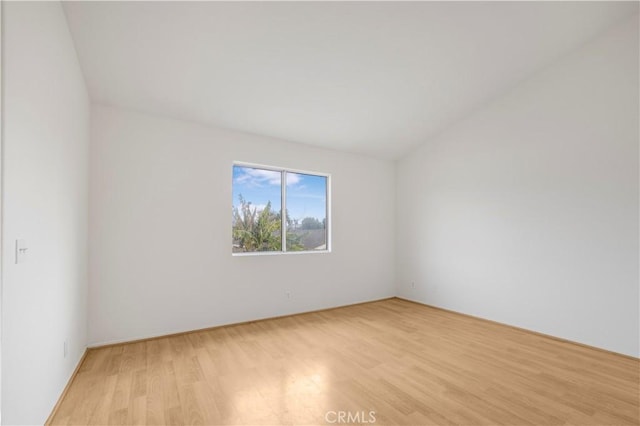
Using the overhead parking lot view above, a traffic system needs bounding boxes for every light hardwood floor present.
[49,298,639,425]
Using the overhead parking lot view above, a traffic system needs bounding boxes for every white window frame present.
[232,161,331,256]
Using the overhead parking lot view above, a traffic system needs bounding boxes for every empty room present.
[1,1,638,425]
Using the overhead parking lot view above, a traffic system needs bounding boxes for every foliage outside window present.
[232,164,329,254]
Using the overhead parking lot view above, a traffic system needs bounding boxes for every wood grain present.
[49,298,639,425]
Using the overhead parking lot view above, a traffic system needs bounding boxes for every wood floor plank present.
[49,298,639,425]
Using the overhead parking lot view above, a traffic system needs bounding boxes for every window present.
[232,163,329,254]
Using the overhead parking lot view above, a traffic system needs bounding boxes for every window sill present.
[232,249,331,257]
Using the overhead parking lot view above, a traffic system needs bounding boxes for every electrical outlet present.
[285,291,291,299]
[64,341,68,358]
[411,282,416,289]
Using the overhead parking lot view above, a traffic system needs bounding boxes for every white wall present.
[89,105,395,345]
[2,2,90,424]
[397,16,639,357]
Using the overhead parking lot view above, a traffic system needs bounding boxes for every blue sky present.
[232,165,327,222]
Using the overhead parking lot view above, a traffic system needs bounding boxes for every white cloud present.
[286,173,301,186]
[234,167,304,188]
[234,168,281,187]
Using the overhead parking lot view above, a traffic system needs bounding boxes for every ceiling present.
[63,1,638,160]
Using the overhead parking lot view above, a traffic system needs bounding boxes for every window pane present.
[232,165,282,252]
[285,172,327,251]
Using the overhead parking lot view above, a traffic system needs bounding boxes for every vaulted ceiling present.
[63,1,638,159]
